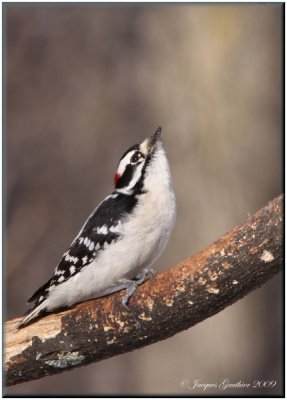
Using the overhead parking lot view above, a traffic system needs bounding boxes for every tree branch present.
[5,195,283,386]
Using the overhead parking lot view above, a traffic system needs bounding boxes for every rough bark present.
[5,195,283,386]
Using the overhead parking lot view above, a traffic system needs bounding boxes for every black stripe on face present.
[115,164,134,189]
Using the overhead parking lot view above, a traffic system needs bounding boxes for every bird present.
[18,127,176,328]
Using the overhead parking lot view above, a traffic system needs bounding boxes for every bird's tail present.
[17,301,47,329]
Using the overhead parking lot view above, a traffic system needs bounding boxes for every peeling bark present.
[5,195,283,386]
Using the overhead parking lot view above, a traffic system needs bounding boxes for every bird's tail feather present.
[17,302,47,329]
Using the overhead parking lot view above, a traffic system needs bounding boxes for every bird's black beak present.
[140,127,162,156]
[149,126,161,147]
[147,126,162,154]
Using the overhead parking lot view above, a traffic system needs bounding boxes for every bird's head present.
[114,127,166,195]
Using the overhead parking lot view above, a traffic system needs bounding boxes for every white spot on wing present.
[64,254,79,263]
[55,269,63,276]
[110,222,122,233]
[82,256,88,265]
[97,225,108,235]
[70,266,76,274]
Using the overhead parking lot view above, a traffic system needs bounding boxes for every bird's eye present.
[130,152,143,164]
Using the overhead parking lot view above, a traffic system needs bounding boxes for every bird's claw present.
[120,267,156,309]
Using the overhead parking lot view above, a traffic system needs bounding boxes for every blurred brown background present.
[5,4,283,396]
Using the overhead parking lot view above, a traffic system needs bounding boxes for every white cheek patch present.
[117,150,137,176]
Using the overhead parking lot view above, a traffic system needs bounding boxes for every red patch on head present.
[114,172,120,186]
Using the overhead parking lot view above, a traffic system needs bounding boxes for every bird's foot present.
[120,267,156,309]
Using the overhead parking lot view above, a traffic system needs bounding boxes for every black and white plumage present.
[18,127,176,328]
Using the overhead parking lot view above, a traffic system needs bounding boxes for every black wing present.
[28,192,138,303]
